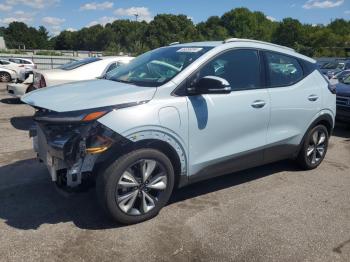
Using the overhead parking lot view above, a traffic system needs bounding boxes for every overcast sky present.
[0,0,349,36]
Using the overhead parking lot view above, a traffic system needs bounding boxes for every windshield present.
[107,46,213,87]
[343,75,350,85]
[60,57,101,70]
[336,70,350,80]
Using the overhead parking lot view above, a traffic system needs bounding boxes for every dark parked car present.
[320,61,350,79]
[336,75,350,123]
[334,70,350,82]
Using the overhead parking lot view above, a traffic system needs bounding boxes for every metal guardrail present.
[0,54,78,70]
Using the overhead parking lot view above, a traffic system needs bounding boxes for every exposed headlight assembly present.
[33,101,148,123]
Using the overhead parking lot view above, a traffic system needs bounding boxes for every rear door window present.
[9,59,21,63]
[106,63,117,73]
[265,52,303,87]
[21,60,32,64]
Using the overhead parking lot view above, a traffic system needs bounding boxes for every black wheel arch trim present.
[309,113,334,135]
[295,113,333,158]
[94,136,186,188]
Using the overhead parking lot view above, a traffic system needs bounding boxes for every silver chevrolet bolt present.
[22,38,336,224]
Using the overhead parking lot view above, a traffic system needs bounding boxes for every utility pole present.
[134,13,139,22]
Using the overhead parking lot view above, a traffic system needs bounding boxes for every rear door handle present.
[308,95,319,102]
[251,100,266,109]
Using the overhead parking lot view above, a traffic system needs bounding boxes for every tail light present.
[33,73,46,88]
[39,75,46,88]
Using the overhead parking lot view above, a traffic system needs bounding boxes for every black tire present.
[0,72,11,82]
[296,125,329,170]
[96,148,175,224]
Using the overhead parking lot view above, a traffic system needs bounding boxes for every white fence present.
[0,54,77,70]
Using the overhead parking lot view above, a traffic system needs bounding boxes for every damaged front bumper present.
[31,117,124,188]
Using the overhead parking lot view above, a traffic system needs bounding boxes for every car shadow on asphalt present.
[169,160,298,205]
[0,157,298,231]
[0,98,22,105]
[10,116,34,131]
[0,158,117,230]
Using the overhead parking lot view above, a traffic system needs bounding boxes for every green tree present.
[197,16,229,41]
[1,7,349,58]
[272,18,306,49]
[3,22,50,49]
[221,8,276,41]
[53,30,76,50]
[145,14,200,49]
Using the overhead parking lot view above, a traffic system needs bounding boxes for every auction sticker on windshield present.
[177,47,203,53]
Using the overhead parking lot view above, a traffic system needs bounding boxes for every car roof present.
[171,38,315,63]
[170,41,222,47]
[11,58,33,62]
[9,58,34,64]
[171,39,295,50]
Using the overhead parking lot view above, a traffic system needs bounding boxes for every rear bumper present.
[7,83,28,98]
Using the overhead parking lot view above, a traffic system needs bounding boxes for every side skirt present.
[186,144,299,186]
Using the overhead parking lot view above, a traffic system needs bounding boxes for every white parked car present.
[9,58,36,81]
[7,74,34,98]
[0,59,24,81]
[33,56,134,89]
[0,67,17,82]
[8,58,36,71]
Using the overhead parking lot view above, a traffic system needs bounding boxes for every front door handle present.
[308,95,319,102]
[251,100,266,109]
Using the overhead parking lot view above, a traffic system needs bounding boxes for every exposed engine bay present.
[31,107,126,189]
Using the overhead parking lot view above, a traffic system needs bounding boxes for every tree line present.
[1,8,350,57]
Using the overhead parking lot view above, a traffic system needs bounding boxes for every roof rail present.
[223,38,295,52]
[169,42,180,46]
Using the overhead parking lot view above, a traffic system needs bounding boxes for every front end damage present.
[30,107,128,190]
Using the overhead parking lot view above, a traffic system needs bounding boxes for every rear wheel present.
[297,125,329,170]
[0,72,11,82]
[96,148,174,224]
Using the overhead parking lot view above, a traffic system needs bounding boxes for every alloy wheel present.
[306,129,327,165]
[116,159,168,215]
[0,73,10,82]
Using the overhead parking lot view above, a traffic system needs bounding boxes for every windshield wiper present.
[110,79,135,84]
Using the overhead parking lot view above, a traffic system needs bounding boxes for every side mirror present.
[187,76,231,95]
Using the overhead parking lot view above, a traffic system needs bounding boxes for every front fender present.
[125,128,187,176]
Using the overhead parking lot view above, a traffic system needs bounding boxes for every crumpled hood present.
[336,82,350,97]
[21,79,156,112]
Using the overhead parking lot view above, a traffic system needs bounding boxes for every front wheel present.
[296,125,329,170]
[96,148,175,224]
